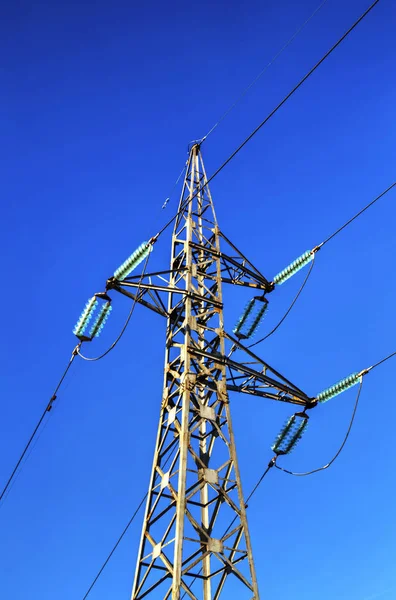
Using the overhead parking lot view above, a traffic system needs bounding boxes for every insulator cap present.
[273,250,313,285]
[233,296,268,340]
[114,242,152,281]
[316,373,360,403]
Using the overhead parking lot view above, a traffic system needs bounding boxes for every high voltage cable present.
[180,460,276,599]
[0,256,153,502]
[275,380,363,476]
[201,0,329,141]
[275,348,396,476]
[160,161,188,210]
[0,170,193,504]
[79,2,389,593]
[247,181,396,349]
[0,0,385,581]
[77,253,151,362]
[248,255,316,349]
[1,186,190,501]
[153,0,381,241]
[0,345,81,505]
[81,493,148,600]
[366,350,396,373]
[316,182,396,249]
[164,0,328,210]
[83,457,276,599]
[81,446,177,599]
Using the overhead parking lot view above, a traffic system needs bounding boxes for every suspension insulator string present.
[73,293,112,341]
[89,303,112,338]
[271,412,309,456]
[73,297,98,338]
[233,296,269,340]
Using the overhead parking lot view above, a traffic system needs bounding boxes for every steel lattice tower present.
[109,144,310,599]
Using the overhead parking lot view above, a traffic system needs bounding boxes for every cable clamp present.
[358,368,370,377]
[72,343,82,356]
[149,234,159,245]
[46,394,57,412]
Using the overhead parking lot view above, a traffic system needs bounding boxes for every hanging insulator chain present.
[73,297,98,337]
[233,296,269,339]
[89,303,112,338]
[272,412,309,455]
[73,293,112,341]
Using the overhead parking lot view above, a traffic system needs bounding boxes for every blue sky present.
[1,0,396,598]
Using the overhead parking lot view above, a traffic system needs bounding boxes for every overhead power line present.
[77,253,151,362]
[275,347,396,476]
[275,380,363,476]
[201,0,329,141]
[366,349,396,373]
[248,255,316,349]
[180,460,276,599]
[317,182,396,250]
[2,1,386,589]
[0,345,81,505]
[153,0,381,241]
[0,258,152,503]
[160,161,188,210]
[81,493,148,600]
[83,456,276,600]
[248,181,396,349]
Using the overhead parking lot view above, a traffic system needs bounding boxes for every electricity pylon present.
[109,144,310,599]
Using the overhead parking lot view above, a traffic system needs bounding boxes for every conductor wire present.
[275,379,363,476]
[316,182,396,250]
[153,0,381,241]
[202,0,329,141]
[248,255,316,349]
[0,343,81,504]
[77,253,151,362]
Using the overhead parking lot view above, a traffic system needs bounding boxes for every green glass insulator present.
[73,297,98,337]
[114,242,152,281]
[273,251,313,285]
[316,373,360,403]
